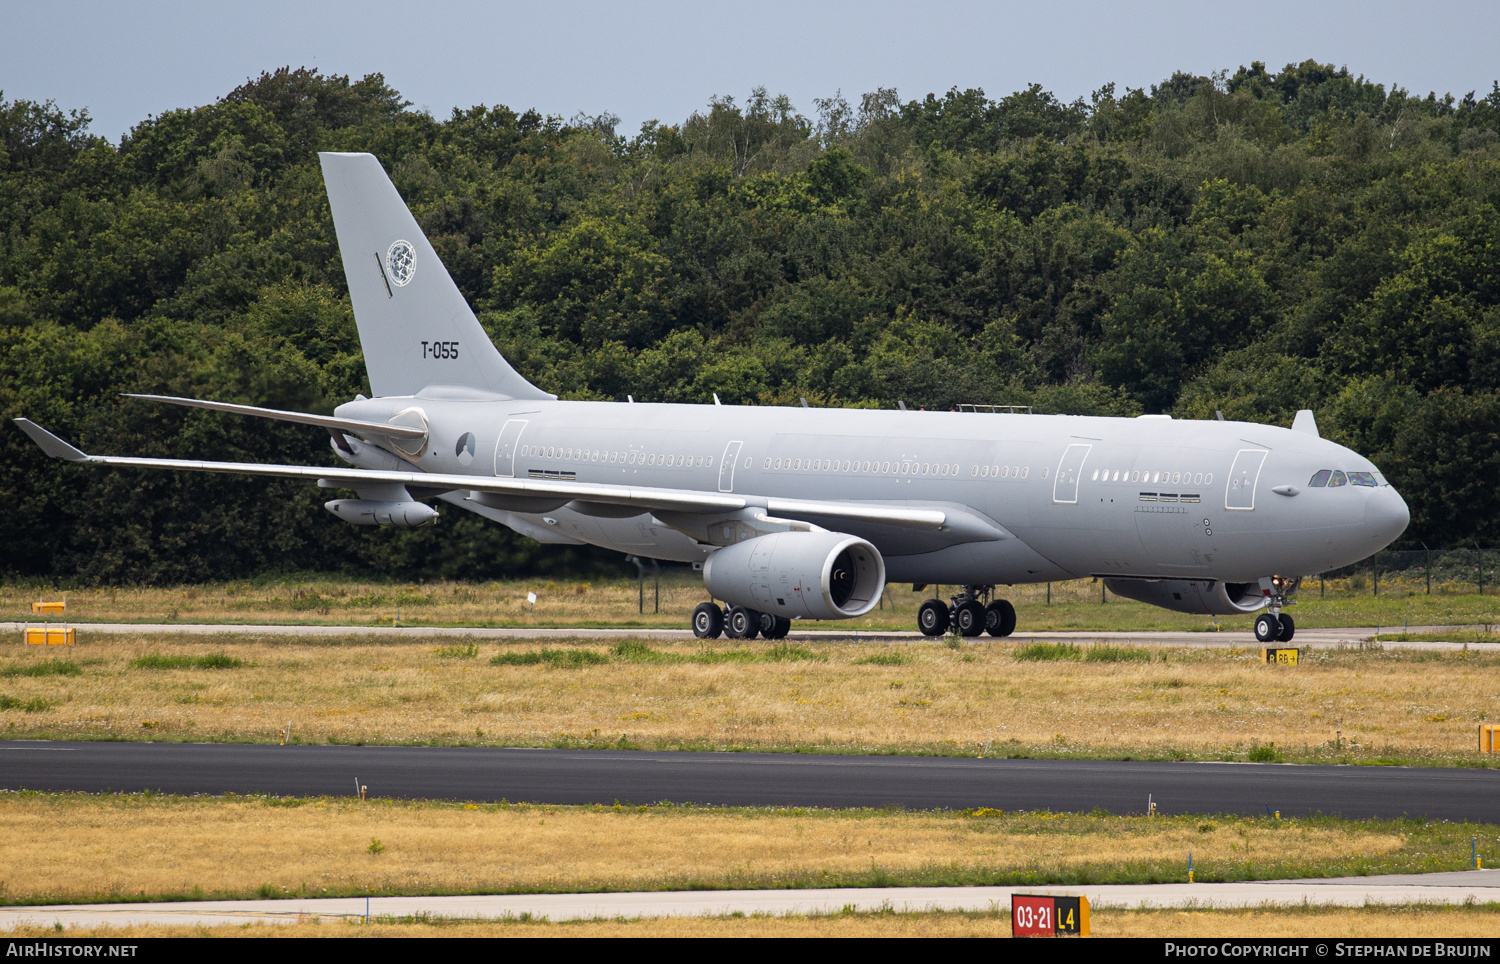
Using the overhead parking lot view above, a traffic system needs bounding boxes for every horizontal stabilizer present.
[123,394,427,439]
[12,419,88,462]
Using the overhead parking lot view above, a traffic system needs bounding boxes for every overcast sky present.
[5,0,1497,142]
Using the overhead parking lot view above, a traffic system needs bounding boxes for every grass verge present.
[4,634,1500,765]
[11,905,1500,938]
[0,792,1491,905]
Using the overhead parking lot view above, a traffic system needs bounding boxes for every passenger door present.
[1052,443,1092,504]
[492,419,529,478]
[1225,449,1268,511]
[718,440,743,492]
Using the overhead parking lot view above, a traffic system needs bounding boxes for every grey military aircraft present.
[14,153,1411,644]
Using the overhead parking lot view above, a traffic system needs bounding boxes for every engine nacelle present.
[1103,578,1267,616]
[703,531,885,620]
[324,499,438,527]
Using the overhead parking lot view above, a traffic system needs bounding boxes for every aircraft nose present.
[1365,485,1410,547]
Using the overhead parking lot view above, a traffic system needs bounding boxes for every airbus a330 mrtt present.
[14,152,1411,643]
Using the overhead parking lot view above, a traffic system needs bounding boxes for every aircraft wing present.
[13,419,948,530]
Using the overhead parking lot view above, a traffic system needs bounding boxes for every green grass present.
[1,660,83,677]
[434,643,479,659]
[494,642,825,667]
[0,695,52,712]
[130,653,244,670]
[1084,645,1153,662]
[1379,631,1500,644]
[1014,642,1082,661]
[489,649,608,668]
[854,651,911,666]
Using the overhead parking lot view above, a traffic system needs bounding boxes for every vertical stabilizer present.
[319,152,553,400]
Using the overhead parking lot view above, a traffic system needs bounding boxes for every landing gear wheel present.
[1254,612,1280,643]
[917,599,949,637]
[726,607,761,639]
[985,599,1017,638]
[692,603,724,639]
[759,612,791,639]
[954,600,986,637]
[1276,614,1295,642]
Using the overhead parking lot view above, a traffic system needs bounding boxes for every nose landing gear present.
[917,586,1016,638]
[1253,576,1299,643]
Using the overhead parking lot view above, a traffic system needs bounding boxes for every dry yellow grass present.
[0,794,1424,903]
[11,907,1500,938]
[4,575,1493,633]
[1,632,1497,761]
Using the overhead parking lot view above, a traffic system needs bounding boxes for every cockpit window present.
[1309,469,1331,487]
[1328,470,1347,487]
[1348,471,1377,487]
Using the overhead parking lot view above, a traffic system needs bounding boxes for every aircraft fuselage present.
[337,392,1410,587]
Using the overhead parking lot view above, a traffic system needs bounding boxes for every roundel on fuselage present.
[455,432,476,465]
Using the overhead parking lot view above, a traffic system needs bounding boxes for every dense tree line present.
[3,63,1498,583]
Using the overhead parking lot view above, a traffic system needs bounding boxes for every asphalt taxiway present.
[4,741,1498,821]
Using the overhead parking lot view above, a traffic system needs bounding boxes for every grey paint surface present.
[4,742,1497,822]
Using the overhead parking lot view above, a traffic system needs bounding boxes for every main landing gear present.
[917,585,1016,638]
[1252,575,1299,643]
[692,602,790,640]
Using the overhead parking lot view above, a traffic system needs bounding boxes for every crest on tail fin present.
[319,152,553,401]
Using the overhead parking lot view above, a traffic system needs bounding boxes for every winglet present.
[12,419,90,462]
[1290,409,1320,437]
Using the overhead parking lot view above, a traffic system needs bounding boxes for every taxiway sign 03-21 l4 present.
[13,152,1411,643]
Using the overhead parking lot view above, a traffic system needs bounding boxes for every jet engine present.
[324,499,438,527]
[703,531,885,620]
[1103,578,1268,616]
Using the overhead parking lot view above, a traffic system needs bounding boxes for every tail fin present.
[319,152,553,401]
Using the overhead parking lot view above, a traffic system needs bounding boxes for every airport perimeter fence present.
[1313,547,1497,597]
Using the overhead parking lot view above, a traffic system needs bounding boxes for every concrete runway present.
[1,621,1483,650]
[5,742,1499,821]
[6,872,1500,929]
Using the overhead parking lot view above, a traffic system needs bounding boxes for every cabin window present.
[1329,470,1347,487]
[1042,467,1049,479]
[1349,471,1377,487]
[1091,469,1100,481]
[843,460,851,471]
[1022,467,1029,478]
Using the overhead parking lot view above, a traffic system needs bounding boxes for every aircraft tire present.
[727,606,761,639]
[692,603,724,639]
[985,599,1017,637]
[917,599,949,637]
[762,615,792,639]
[954,600,986,637]
[1277,614,1295,642]
[1254,612,1280,643]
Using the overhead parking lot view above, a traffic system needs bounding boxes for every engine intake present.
[703,531,885,620]
[1103,578,1266,616]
